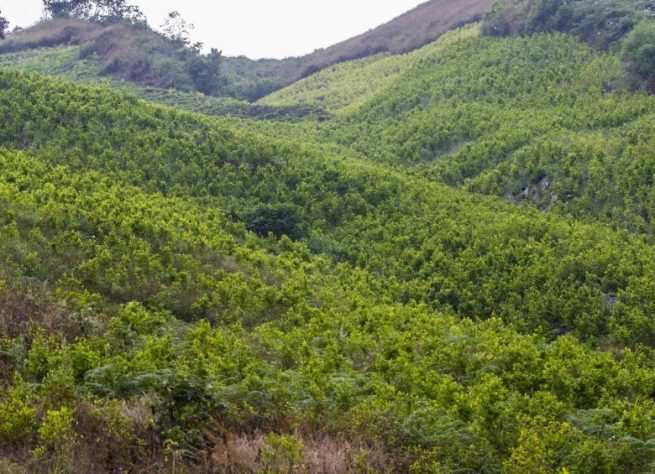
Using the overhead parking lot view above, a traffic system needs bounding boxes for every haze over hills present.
[5,0,655,472]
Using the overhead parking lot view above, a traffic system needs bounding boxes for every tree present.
[0,10,8,40]
[42,0,145,23]
[43,0,91,18]
[161,11,193,46]
[188,48,223,95]
[91,0,145,23]
[623,20,655,92]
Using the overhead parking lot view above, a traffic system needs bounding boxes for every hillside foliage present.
[274,30,655,241]
[5,8,655,473]
[482,0,655,90]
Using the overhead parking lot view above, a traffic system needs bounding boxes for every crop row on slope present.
[2,146,655,472]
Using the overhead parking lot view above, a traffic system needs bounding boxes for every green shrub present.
[0,380,37,444]
[260,433,305,473]
[622,20,655,91]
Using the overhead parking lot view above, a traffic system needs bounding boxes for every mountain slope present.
[258,25,479,114]
[0,0,494,102]
[293,0,493,71]
[4,66,655,472]
[222,0,493,100]
[6,7,655,473]
[293,31,655,239]
[4,67,655,345]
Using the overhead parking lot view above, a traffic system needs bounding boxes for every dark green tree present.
[43,0,144,23]
[0,10,8,40]
[244,203,305,239]
[188,48,223,95]
[623,20,655,92]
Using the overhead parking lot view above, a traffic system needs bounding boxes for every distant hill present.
[0,18,218,92]
[0,0,493,101]
[302,0,493,66]
[223,0,493,99]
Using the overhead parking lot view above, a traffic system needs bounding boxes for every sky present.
[1,0,426,59]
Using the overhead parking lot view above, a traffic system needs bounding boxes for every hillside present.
[259,25,480,114]
[0,0,493,102]
[4,56,655,471]
[274,29,655,240]
[0,39,330,121]
[286,0,493,74]
[5,3,655,473]
[221,0,492,100]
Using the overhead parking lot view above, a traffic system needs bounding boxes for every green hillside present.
[0,44,329,121]
[259,25,479,114]
[4,59,655,471]
[4,3,655,473]
[283,31,655,240]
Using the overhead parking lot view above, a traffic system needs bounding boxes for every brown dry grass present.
[198,425,393,474]
[0,18,99,54]
[302,0,494,71]
[0,287,78,341]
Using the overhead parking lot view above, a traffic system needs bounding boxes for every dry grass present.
[0,287,74,340]
[199,425,393,473]
[0,18,99,54]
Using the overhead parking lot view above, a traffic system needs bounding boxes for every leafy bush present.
[623,20,655,91]
[260,434,305,473]
[0,380,37,444]
[244,203,305,239]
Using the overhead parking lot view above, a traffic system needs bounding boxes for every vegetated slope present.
[0,0,493,102]
[258,25,479,114]
[5,68,655,472]
[316,31,655,238]
[0,44,330,121]
[4,67,655,348]
[482,0,655,91]
[292,0,494,72]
